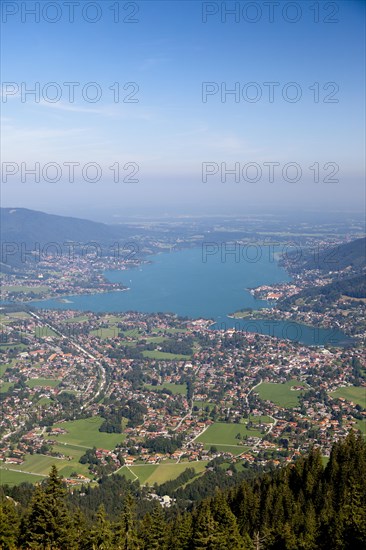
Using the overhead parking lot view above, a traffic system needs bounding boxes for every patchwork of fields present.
[119,460,207,486]
[0,417,126,485]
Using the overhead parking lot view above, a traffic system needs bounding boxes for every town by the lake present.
[1,217,365,492]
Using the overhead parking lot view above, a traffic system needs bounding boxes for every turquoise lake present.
[33,247,351,346]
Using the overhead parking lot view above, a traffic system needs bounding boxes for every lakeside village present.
[0,307,365,490]
[0,232,361,307]
[232,260,366,342]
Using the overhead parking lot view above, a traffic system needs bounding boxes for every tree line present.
[0,432,365,549]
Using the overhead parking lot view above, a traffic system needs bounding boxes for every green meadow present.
[330,386,366,408]
[355,419,366,437]
[53,417,126,449]
[196,422,270,455]
[2,285,49,294]
[0,382,14,393]
[61,315,90,323]
[0,445,92,484]
[142,350,190,360]
[0,363,11,376]
[90,327,120,339]
[144,382,187,395]
[35,326,59,338]
[125,461,207,486]
[255,380,305,408]
[27,378,61,388]
[0,468,46,485]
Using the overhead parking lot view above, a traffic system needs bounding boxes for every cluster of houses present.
[1,307,365,484]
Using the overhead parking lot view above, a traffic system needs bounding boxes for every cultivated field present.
[90,327,120,339]
[0,444,92,484]
[26,378,61,388]
[53,417,126,449]
[2,285,49,294]
[0,468,47,485]
[35,326,59,338]
[61,315,89,323]
[124,460,207,485]
[255,380,305,408]
[0,382,14,393]
[355,419,366,437]
[142,350,191,360]
[144,382,187,395]
[0,363,11,376]
[196,421,271,455]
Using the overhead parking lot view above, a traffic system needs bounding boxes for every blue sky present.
[1,0,365,218]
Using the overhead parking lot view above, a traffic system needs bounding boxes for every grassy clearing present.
[0,316,11,326]
[0,382,13,393]
[146,461,206,485]
[35,326,59,338]
[128,461,207,486]
[193,401,215,411]
[355,419,366,437]
[116,466,139,482]
[52,442,91,454]
[144,336,166,344]
[142,350,190,360]
[255,380,305,408]
[152,328,188,334]
[0,363,10,377]
[61,315,89,324]
[54,417,125,449]
[10,449,91,480]
[197,422,268,446]
[0,468,46,485]
[330,386,366,408]
[20,455,65,475]
[145,382,187,395]
[0,313,30,326]
[244,415,274,425]
[122,329,141,338]
[321,456,330,467]
[127,465,158,484]
[2,285,49,294]
[203,444,248,455]
[8,312,32,320]
[0,343,27,351]
[105,315,125,323]
[27,378,61,389]
[90,327,120,339]
[37,397,52,406]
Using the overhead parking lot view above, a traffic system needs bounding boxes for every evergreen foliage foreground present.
[0,432,365,549]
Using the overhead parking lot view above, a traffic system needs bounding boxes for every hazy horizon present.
[1,0,365,217]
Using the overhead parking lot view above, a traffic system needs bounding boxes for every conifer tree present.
[0,497,20,549]
[72,507,88,550]
[210,491,245,549]
[21,466,75,549]
[192,499,226,550]
[113,493,141,549]
[88,504,114,549]
[169,511,192,550]
[140,503,167,550]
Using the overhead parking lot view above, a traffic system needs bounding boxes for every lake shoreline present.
[28,247,350,347]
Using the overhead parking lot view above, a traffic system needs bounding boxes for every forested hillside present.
[280,274,366,306]
[1,432,365,549]
[288,238,366,273]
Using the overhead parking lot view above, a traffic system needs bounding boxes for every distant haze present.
[1,1,365,218]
